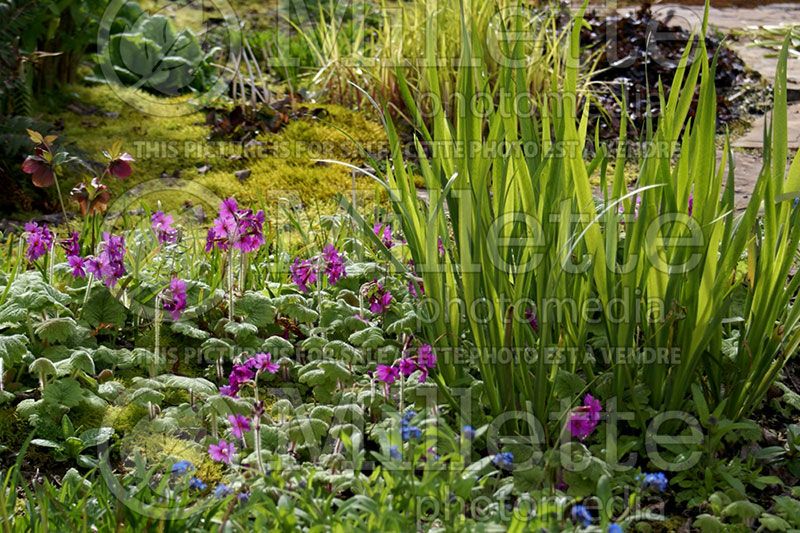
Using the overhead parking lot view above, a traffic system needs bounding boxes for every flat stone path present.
[604,2,800,207]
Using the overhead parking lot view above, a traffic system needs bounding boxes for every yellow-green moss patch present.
[49,85,386,213]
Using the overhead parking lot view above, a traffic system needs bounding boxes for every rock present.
[235,169,252,182]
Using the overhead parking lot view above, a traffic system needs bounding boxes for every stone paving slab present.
[615,3,800,89]
[598,2,800,201]
[733,103,800,148]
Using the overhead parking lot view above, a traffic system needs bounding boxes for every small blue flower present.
[189,477,207,491]
[642,472,668,492]
[492,451,514,469]
[389,445,401,460]
[402,409,417,422]
[462,425,475,440]
[571,504,592,527]
[170,460,193,476]
[608,524,623,533]
[401,423,422,441]
[237,492,250,503]
[214,483,233,499]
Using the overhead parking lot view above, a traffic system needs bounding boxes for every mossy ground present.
[47,84,387,214]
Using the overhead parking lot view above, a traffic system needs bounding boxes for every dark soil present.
[581,4,769,142]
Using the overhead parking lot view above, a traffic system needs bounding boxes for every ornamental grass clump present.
[339,0,800,436]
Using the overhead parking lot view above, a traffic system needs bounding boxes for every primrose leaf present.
[224,321,258,340]
[34,317,78,344]
[83,287,128,329]
[385,312,417,335]
[721,500,764,521]
[171,321,210,340]
[0,334,30,365]
[93,346,133,368]
[348,327,385,349]
[261,336,294,358]
[155,374,217,396]
[236,292,276,327]
[98,381,126,401]
[201,338,234,360]
[79,427,114,447]
[130,387,165,406]
[323,341,361,363]
[54,350,95,376]
[43,378,84,408]
[275,295,318,323]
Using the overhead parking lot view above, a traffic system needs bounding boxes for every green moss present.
[124,432,223,484]
[47,85,386,213]
[0,408,25,450]
[162,388,191,406]
[106,403,149,435]
[71,401,109,431]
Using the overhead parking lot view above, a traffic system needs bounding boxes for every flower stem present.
[253,373,266,476]
[153,294,161,378]
[78,274,94,320]
[227,248,235,321]
[52,173,69,229]
[239,250,247,292]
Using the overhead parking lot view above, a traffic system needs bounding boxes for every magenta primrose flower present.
[162,277,187,321]
[688,194,694,217]
[60,231,80,257]
[219,385,237,397]
[368,283,392,314]
[290,258,317,293]
[227,414,251,440]
[205,197,265,253]
[151,211,178,245]
[67,255,86,278]
[84,232,126,287]
[417,344,437,369]
[247,352,280,374]
[24,221,54,262]
[228,363,254,391]
[379,345,437,384]
[397,357,417,377]
[373,222,394,248]
[376,364,399,384]
[322,244,346,285]
[208,439,236,464]
[567,394,602,441]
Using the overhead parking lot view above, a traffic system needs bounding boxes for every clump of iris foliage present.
[2,1,800,531]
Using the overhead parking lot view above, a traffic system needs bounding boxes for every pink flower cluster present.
[24,221,54,262]
[373,222,394,248]
[219,352,280,398]
[162,277,187,321]
[367,282,392,314]
[289,258,316,293]
[322,244,346,285]
[84,232,127,287]
[151,211,178,245]
[567,394,602,441]
[206,198,265,253]
[289,244,346,293]
[376,344,437,386]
